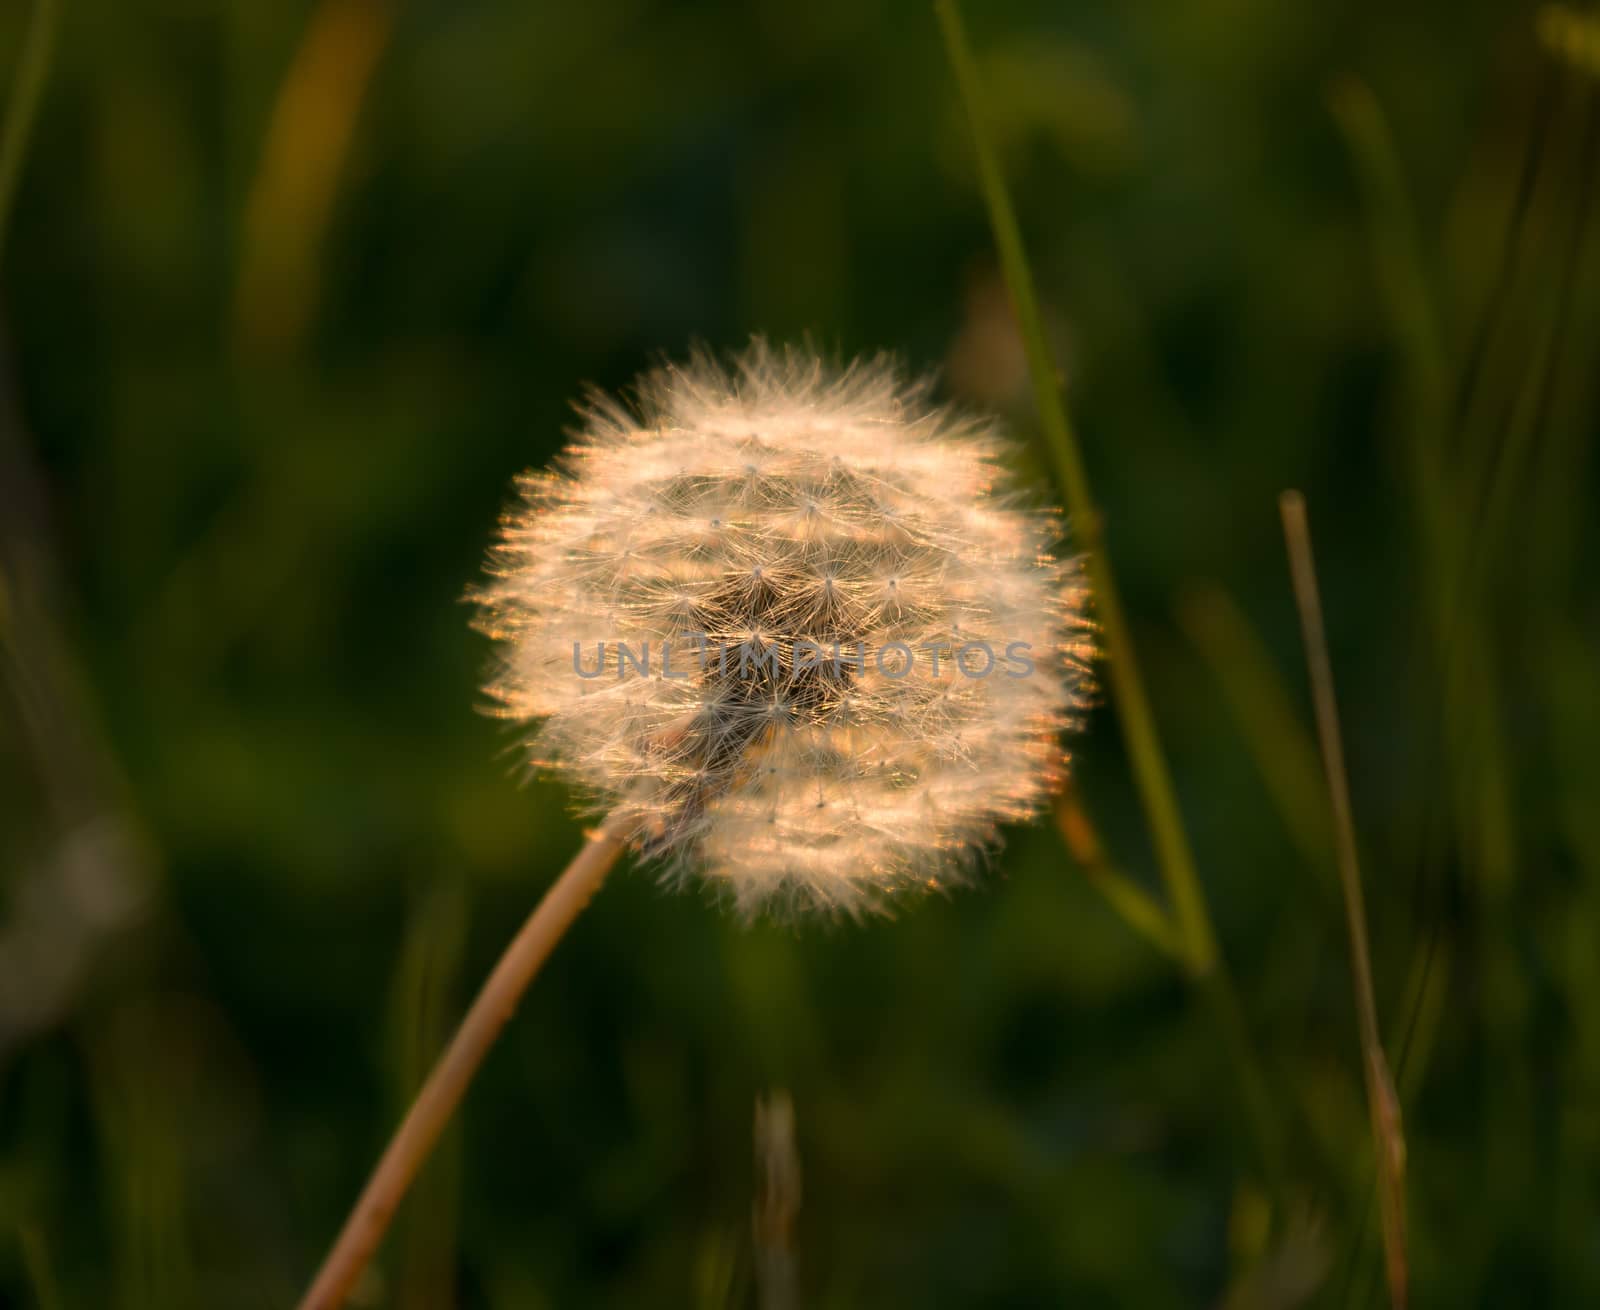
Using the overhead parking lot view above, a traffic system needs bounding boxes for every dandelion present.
[298,341,1089,1310]
[474,340,1091,914]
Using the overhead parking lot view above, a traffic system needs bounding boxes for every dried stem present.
[1279,491,1408,1309]
[297,824,624,1310]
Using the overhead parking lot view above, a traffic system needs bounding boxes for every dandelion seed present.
[473,340,1092,915]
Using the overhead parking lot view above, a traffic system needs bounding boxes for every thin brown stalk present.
[1279,491,1408,1310]
[297,824,624,1310]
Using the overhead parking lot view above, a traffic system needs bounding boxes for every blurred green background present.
[2,0,1598,1305]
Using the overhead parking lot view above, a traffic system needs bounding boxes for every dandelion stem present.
[297,824,624,1310]
[0,0,58,263]
[1280,491,1408,1310]
[934,0,1216,977]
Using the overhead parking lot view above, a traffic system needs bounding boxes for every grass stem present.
[934,0,1215,977]
[936,0,1284,1193]
[1055,790,1181,960]
[1280,491,1408,1310]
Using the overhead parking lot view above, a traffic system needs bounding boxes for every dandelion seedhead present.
[474,341,1092,915]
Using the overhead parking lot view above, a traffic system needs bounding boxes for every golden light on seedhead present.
[473,341,1092,915]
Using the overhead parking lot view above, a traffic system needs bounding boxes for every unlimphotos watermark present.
[571,634,1036,681]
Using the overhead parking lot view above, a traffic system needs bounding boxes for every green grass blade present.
[1055,790,1182,960]
[933,0,1215,978]
[936,0,1284,1193]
